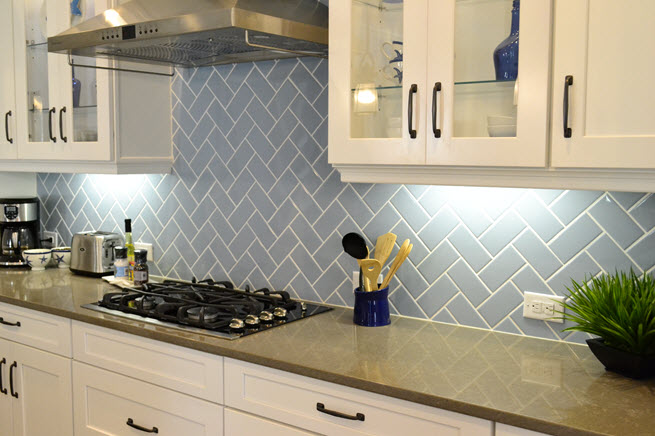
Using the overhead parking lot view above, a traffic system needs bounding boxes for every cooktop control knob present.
[244,314,260,327]
[259,311,274,323]
[273,307,288,319]
[229,318,245,330]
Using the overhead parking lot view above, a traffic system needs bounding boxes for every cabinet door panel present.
[426,0,551,167]
[0,0,18,159]
[73,361,223,436]
[11,342,73,436]
[328,0,428,165]
[551,0,655,168]
[0,339,14,436]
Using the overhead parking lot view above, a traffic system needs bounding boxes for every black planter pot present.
[586,338,655,379]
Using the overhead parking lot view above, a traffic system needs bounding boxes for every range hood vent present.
[48,0,328,67]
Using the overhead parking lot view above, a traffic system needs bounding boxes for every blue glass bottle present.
[493,0,520,81]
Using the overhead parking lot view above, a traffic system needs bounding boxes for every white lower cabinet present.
[225,408,317,436]
[0,338,73,436]
[225,358,492,436]
[73,361,223,436]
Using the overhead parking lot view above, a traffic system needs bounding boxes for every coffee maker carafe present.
[0,198,40,267]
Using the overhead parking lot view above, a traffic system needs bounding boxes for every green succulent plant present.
[560,270,655,355]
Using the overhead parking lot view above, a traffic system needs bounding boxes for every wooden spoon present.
[380,240,413,290]
[374,233,397,268]
[360,259,382,292]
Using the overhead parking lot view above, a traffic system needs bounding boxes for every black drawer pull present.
[127,418,159,433]
[9,361,17,398]
[407,84,418,139]
[4,111,12,144]
[316,402,365,421]
[59,107,67,142]
[432,82,442,138]
[563,75,573,138]
[48,108,57,142]
[0,318,21,327]
[0,358,6,395]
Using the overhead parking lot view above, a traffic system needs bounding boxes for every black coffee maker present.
[0,198,40,267]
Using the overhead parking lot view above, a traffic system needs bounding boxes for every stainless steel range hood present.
[48,0,328,67]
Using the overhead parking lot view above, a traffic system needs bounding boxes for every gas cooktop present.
[83,278,332,340]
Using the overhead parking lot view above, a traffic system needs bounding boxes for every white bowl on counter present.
[23,249,52,271]
[51,247,72,269]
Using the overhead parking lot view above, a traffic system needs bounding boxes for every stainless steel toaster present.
[70,231,124,277]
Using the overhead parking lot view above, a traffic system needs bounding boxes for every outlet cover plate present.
[523,291,566,323]
[134,242,154,261]
[43,231,58,248]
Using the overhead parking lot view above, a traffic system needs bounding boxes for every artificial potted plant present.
[561,270,655,379]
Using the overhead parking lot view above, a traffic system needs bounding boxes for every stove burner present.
[187,306,221,323]
[87,277,332,339]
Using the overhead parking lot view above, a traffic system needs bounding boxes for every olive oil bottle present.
[125,219,135,282]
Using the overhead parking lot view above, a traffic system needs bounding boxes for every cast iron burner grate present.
[83,277,332,339]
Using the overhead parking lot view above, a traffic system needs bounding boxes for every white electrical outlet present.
[42,231,59,248]
[523,292,566,323]
[134,242,154,261]
[352,271,360,291]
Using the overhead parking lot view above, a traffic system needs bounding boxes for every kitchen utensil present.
[374,233,397,268]
[342,232,369,290]
[380,240,413,290]
[360,259,382,292]
[70,231,124,277]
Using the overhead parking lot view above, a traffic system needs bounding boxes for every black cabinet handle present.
[316,402,365,421]
[48,108,57,142]
[407,84,417,139]
[0,318,21,327]
[59,107,67,143]
[9,361,17,398]
[126,418,159,433]
[4,111,12,144]
[432,82,442,138]
[563,75,573,138]
[0,358,6,395]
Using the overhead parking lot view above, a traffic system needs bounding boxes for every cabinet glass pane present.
[350,0,403,139]
[453,0,519,138]
[70,0,99,142]
[24,0,50,143]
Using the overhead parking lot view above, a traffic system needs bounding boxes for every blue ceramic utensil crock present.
[353,287,390,327]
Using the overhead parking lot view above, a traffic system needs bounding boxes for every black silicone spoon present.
[342,232,368,291]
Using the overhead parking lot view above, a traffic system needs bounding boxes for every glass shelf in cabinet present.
[26,41,48,48]
[455,79,516,86]
[350,85,401,92]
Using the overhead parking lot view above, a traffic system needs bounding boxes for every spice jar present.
[133,249,149,286]
[114,247,129,279]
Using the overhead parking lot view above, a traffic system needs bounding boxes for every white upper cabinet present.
[426,0,551,167]
[329,0,551,168]
[0,0,18,159]
[4,0,172,173]
[550,0,655,169]
[329,0,428,165]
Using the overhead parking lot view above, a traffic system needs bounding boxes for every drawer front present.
[225,408,317,436]
[73,361,223,436]
[73,321,223,403]
[225,358,492,436]
[0,302,71,356]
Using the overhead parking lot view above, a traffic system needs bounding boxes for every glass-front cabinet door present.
[14,0,111,161]
[426,0,551,167]
[329,0,427,165]
[12,0,60,149]
[0,0,18,159]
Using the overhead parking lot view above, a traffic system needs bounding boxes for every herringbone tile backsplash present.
[37,58,655,343]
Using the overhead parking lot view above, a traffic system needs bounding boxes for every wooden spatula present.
[360,259,383,292]
[374,233,397,268]
[380,240,413,290]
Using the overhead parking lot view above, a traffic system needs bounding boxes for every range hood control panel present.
[101,24,160,42]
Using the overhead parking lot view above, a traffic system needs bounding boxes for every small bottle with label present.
[113,247,129,279]
[133,249,149,286]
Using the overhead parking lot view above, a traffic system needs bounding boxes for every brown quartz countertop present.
[0,269,653,436]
